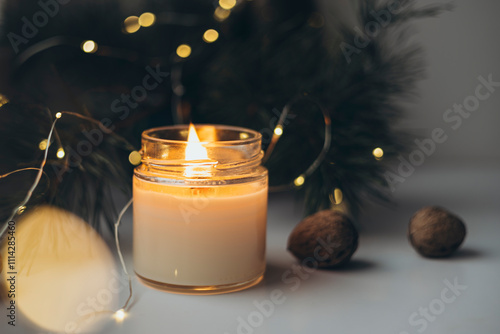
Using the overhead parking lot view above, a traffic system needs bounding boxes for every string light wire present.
[0,114,59,240]
[114,198,134,311]
[264,96,332,191]
[0,110,137,321]
[0,167,48,180]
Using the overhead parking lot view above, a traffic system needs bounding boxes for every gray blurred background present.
[329,0,500,163]
[404,0,500,162]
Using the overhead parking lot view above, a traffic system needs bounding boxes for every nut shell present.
[408,206,466,258]
[287,210,358,268]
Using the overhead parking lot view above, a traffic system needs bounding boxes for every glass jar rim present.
[142,124,262,146]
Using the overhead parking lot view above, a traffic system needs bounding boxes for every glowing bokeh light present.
[81,40,98,53]
[113,309,126,322]
[17,205,26,214]
[214,7,230,21]
[176,44,192,58]
[138,12,156,27]
[203,29,219,43]
[373,147,384,160]
[39,139,48,151]
[0,94,9,107]
[56,148,65,159]
[1,206,117,333]
[333,188,343,205]
[274,125,283,136]
[294,175,305,187]
[129,151,142,166]
[124,16,140,34]
[219,0,236,10]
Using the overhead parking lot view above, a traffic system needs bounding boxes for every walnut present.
[408,206,466,258]
[287,210,358,268]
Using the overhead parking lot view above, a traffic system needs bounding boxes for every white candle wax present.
[133,179,267,287]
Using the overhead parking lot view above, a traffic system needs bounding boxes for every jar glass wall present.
[133,125,268,294]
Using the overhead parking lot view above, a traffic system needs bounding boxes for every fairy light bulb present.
[56,148,65,159]
[81,40,98,53]
[39,139,48,151]
[114,309,126,322]
[294,175,305,187]
[372,147,384,160]
[274,125,283,136]
[17,206,26,214]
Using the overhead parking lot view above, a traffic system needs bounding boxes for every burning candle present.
[133,124,268,294]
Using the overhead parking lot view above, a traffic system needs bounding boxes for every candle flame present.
[185,123,208,160]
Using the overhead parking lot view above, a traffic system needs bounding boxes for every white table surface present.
[2,160,500,333]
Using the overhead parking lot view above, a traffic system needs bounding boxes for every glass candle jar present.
[133,124,268,295]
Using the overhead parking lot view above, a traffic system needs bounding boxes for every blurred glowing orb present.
[294,175,305,187]
[38,139,48,151]
[124,16,140,34]
[203,29,219,43]
[373,147,384,160]
[139,12,156,27]
[274,125,283,136]
[0,94,9,107]
[129,151,142,166]
[333,188,343,205]
[1,206,118,333]
[56,147,65,159]
[81,40,98,53]
[219,0,236,10]
[214,7,230,21]
[176,44,192,58]
[113,309,126,322]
